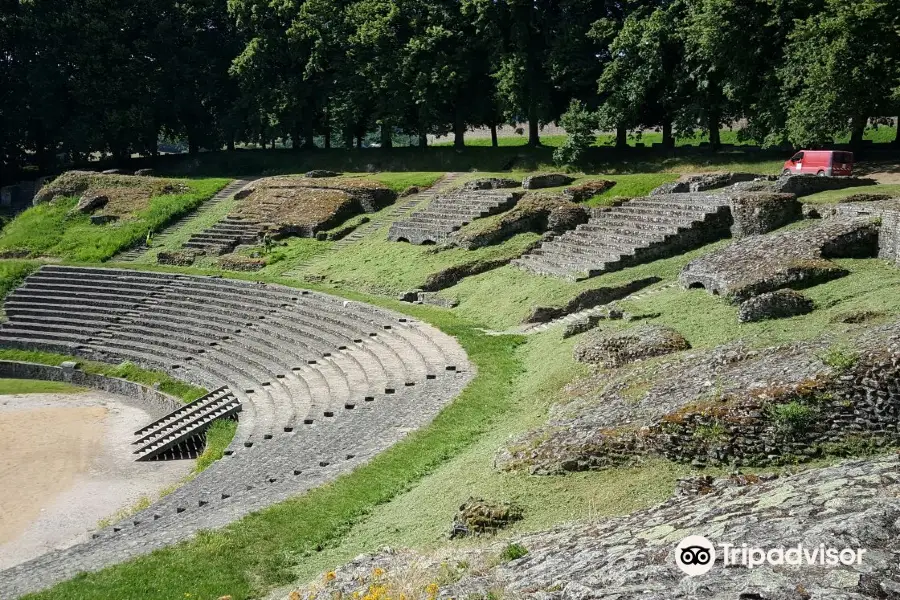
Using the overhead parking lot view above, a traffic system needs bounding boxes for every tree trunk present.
[291,128,301,151]
[418,132,428,147]
[662,121,674,148]
[380,122,392,148]
[616,125,627,149]
[894,118,900,145]
[356,135,363,149]
[188,135,199,155]
[491,123,498,148]
[227,136,235,152]
[453,110,465,150]
[708,110,721,149]
[324,128,331,149]
[343,127,354,149]
[850,116,867,148]
[527,114,540,147]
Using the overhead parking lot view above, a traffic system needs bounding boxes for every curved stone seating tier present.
[387,189,521,245]
[0,266,472,597]
[513,193,733,280]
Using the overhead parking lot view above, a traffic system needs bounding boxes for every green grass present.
[610,257,900,351]
[583,173,679,206]
[433,125,898,148]
[292,227,540,296]
[0,378,85,394]
[0,349,206,402]
[368,172,444,192]
[0,179,228,262]
[0,259,39,302]
[26,305,526,600]
[194,418,239,473]
[802,184,900,205]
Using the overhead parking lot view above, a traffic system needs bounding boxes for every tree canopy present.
[2,0,898,178]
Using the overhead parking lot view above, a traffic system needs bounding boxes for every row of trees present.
[2,0,899,178]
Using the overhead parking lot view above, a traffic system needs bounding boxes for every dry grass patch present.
[36,171,190,218]
[232,176,397,236]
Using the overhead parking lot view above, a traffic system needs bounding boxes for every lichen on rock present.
[573,324,690,368]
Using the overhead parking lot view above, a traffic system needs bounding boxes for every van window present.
[835,152,853,164]
[791,152,804,162]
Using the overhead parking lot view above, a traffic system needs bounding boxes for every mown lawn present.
[0,178,228,262]
[0,378,85,394]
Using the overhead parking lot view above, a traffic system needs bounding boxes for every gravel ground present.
[0,391,193,570]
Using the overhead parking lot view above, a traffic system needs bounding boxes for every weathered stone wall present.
[729,192,801,238]
[498,322,900,474]
[525,277,661,323]
[772,174,878,196]
[0,360,183,417]
[831,200,900,265]
[680,218,879,302]
[650,172,762,196]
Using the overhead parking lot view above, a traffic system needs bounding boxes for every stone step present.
[133,388,242,461]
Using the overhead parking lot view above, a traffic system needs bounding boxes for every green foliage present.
[769,401,818,431]
[819,345,860,372]
[780,0,900,147]
[0,179,227,261]
[500,543,528,562]
[0,260,38,303]
[195,419,239,473]
[553,100,599,166]
[693,422,726,442]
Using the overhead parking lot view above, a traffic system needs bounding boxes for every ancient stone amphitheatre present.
[1,164,900,600]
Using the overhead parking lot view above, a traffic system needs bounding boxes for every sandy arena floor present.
[0,390,194,570]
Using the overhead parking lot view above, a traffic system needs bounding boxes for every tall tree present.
[596,1,689,148]
[780,0,900,148]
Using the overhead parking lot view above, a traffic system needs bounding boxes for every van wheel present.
[817,170,826,177]
[782,169,791,176]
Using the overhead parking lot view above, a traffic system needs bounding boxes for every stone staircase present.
[182,216,263,255]
[280,173,463,278]
[335,173,462,249]
[0,265,472,595]
[133,386,241,461]
[513,193,733,280]
[388,186,522,245]
[114,179,252,261]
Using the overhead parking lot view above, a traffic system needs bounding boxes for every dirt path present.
[0,391,194,570]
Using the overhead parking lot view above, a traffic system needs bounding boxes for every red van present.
[783,150,854,176]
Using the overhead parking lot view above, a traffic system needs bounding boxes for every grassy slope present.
[291,226,540,296]
[0,378,85,394]
[802,183,900,205]
[0,179,228,262]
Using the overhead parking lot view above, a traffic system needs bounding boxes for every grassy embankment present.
[128,172,443,268]
[0,178,228,262]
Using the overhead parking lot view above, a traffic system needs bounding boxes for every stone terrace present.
[0,266,472,597]
[513,193,733,280]
[387,188,522,245]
